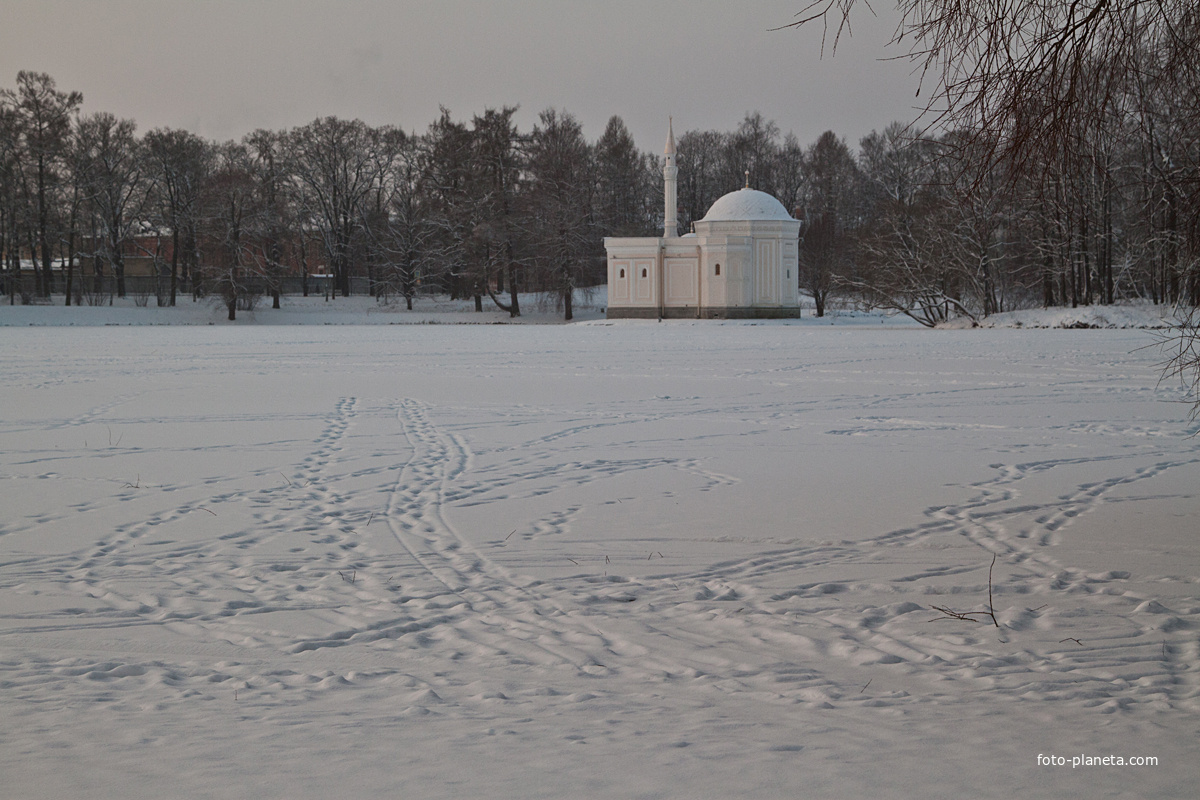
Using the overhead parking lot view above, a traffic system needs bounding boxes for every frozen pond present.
[2,322,1197,798]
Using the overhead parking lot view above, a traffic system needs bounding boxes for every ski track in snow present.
[1,324,1198,798]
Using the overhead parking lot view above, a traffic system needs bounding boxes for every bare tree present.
[526,108,597,321]
[852,123,955,324]
[471,106,526,316]
[594,115,656,240]
[285,117,382,298]
[774,132,807,218]
[358,126,406,301]
[676,129,727,232]
[203,141,257,320]
[422,108,479,304]
[0,100,24,303]
[76,112,145,299]
[381,132,434,310]
[1,72,82,298]
[144,128,210,306]
[799,130,861,317]
[244,129,294,309]
[725,112,782,197]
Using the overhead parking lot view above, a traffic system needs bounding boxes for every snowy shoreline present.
[0,292,1185,329]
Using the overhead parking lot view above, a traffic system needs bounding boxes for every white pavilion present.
[604,120,803,319]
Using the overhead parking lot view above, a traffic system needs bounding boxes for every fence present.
[1,272,381,305]
[3,267,604,305]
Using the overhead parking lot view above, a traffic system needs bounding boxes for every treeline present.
[3,66,1198,323]
[0,73,663,319]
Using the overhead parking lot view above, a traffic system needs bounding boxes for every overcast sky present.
[3,0,924,154]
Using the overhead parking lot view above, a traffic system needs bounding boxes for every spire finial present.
[744,170,750,189]
[663,118,679,238]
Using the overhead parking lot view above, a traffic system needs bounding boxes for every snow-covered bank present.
[945,302,1181,329]
[1,323,1197,799]
[0,292,608,326]
[0,290,908,328]
[3,291,1185,332]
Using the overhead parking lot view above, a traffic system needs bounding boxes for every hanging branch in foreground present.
[778,1,1200,172]
[1155,306,1200,423]
[930,553,999,627]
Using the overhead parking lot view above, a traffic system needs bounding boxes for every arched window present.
[619,268,625,278]
[715,263,721,276]
[641,268,648,278]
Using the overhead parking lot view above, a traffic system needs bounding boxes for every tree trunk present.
[1042,251,1056,307]
[25,227,38,301]
[64,239,75,306]
[508,262,520,318]
[37,153,52,298]
[114,251,127,298]
[1080,208,1092,306]
[335,232,351,298]
[169,227,179,306]
[401,254,414,309]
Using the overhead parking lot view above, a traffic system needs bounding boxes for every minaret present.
[663,117,678,239]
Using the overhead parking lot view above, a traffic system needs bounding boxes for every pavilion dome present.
[701,188,794,222]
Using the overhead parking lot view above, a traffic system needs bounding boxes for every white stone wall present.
[606,239,662,311]
[604,217,801,318]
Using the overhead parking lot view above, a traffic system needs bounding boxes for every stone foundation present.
[605,306,803,320]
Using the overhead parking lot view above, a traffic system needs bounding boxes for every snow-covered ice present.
[1,306,1197,798]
